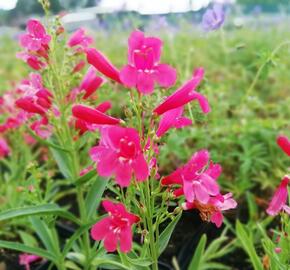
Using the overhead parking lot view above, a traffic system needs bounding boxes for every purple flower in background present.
[202,4,225,31]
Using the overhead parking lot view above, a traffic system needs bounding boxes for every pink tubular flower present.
[90,126,149,187]
[277,135,290,156]
[30,117,52,139]
[266,176,290,216]
[154,68,210,115]
[183,193,237,228]
[19,19,51,51]
[91,200,139,253]
[16,52,46,70]
[120,30,176,94]
[72,104,120,126]
[19,253,41,270]
[72,60,86,73]
[68,28,93,48]
[156,106,192,137]
[86,48,122,83]
[162,150,221,204]
[0,138,10,158]
[16,73,52,115]
[74,101,112,135]
[79,67,104,99]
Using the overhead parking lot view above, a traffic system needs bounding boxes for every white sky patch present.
[0,0,17,10]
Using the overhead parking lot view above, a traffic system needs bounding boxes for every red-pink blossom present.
[72,60,86,73]
[156,106,192,137]
[19,253,41,270]
[74,101,112,135]
[79,67,104,99]
[72,104,120,126]
[30,117,52,139]
[16,73,52,115]
[277,135,290,156]
[266,176,290,216]
[16,52,46,70]
[120,30,176,94]
[0,138,10,158]
[183,193,237,227]
[91,200,139,253]
[19,19,51,51]
[90,126,149,186]
[68,28,93,48]
[154,68,210,115]
[86,48,122,83]
[162,150,221,204]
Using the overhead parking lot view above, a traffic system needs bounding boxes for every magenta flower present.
[0,138,10,158]
[91,200,139,253]
[183,193,237,228]
[16,73,52,115]
[277,135,290,156]
[73,102,113,135]
[19,19,51,51]
[120,30,176,94]
[68,28,93,48]
[30,117,52,139]
[72,60,86,74]
[79,67,104,99]
[19,253,41,270]
[72,104,120,126]
[162,150,221,204]
[86,48,122,83]
[156,106,192,137]
[266,176,290,216]
[202,4,225,32]
[90,126,149,187]
[16,52,46,70]
[154,68,210,115]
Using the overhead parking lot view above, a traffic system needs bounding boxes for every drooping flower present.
[79,67,104,99]
[73,101,112,135]
[86,48,122,83]
[154,68,210,115]
[277,135,290,156]
[72,104,120,126]
[183,192,237,228]
[19,19,51,51]
[68,28,93,49]
[72,60,86,73]
[91,200,139,253]
[266,176,290,216]
[156,106,192,137]
[30,117,53,139]
[90,126,149,187]
[19,253,41,270]
[120,30,176,94]
[16,52,46,70]
[202,4,225,32]
[16,73,53,115]
[0,138,10,158]
[162,150,221,204]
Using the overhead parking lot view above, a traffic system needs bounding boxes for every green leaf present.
[29,216,58,254]
[85,177,109,218]
[0,204,80,225]
[0,240,56,262]
[158,213,181,255]
[18,231,38,247]
[50,145,72,179]
[236,221,263,270]
[92,254,130,270]
[188,234,207,270]
[75,169,96,186]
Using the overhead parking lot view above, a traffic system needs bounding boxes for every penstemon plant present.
[0,4,238,270]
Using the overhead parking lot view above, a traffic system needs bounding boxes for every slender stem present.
[243,40,290,104]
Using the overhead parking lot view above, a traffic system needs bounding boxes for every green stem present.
[243,40,290,104]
